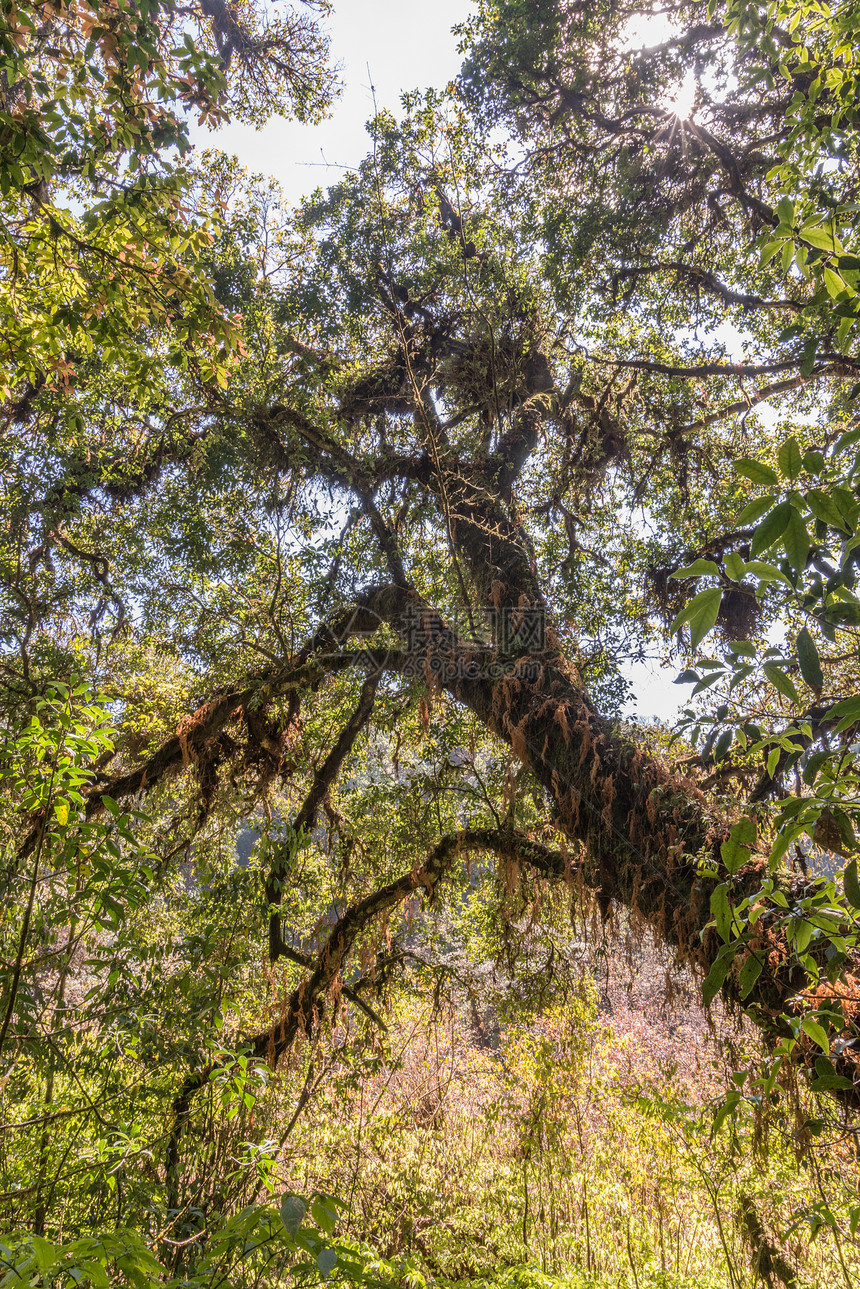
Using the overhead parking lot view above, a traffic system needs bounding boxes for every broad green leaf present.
[834,426,860,454]
[801,1015,830,1055]
[844,859,860,909]
[317,1249,338,1278]
[29,1237,58,1275]
[712,1090,742,1133]
[669,559,719,579]
[802,750,830,785]
[711,883,731,941]
[823,265,848,297]
[744,559,790,584]
[738,953,762,1000]
[763,662,799,703]
[782,506,809,572]
[721,818,756,875]
[280,1195,306,1236]
[759,238,783,266]
[702,947,736,1007]
[723,551,746,581]
[311,1197,338,1235]
[751,501,792,555]
[805,487,850,532]
[733,458,779,486]
[688,587,722,648]
[794,920,813,954]
[776,195,794,224]
[827,601,860,625]
[811,1072,854,1091]
[832,486,860,528]
[827,695,860,720]
[736,493,777,525]
[796,627,823,690]
[777,436,802,480]
[801,224,837,251]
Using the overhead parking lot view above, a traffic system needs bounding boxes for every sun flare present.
[663,69,697,120]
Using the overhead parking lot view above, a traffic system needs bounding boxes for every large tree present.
[4,0,860,1240]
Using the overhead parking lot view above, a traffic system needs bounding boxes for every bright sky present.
[191,0,477,207]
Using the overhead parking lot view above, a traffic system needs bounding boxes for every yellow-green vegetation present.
[5,1,860,1287]
[277,987,860,1289]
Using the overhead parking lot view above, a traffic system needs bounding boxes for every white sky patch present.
[622,654,686,726]
[619,11,677,50]
[190,0,476,206]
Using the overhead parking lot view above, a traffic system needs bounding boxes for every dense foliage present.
[2,1,860,1285]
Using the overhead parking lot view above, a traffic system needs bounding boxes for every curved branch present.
[165,825,572,1205]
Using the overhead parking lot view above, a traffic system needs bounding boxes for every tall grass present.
[274,968,860,1289]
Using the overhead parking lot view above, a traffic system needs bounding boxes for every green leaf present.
[688,586,722,648]
[802,750,830,785]
[763,662,799,703]
[734,458,779,486]
[801,337,818,377]
[826,601,860,625]
[801,1015,830,1055]
[832,486,860,528]
[29,1237,59,1274]
[751,501,793,556]
[782,506,810,572]
[811,1072,854,1091]
[737,493,777,525]
[823,265,848,297]
[744,559,790,584]
[669,559,719,579]
[794,919,813,954]
[721,818,756,875]
[801,224,837,251]
[723,551,746,581]
[702,947,735,1007]
[311,1197,338,1235]
[833,426,860,454]
[759,238,783,267]
[805,488,849,532]
[77,1262,110,1289]
[796,627,823,689]
[777,435,802,480]
[776,195,794,224]
[711,884,731,941]
[844,859,860,909]
[317,1249,338,1278]
[827,695,860,720]
[738,953,763,1000]
[280,1195,306,1236]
